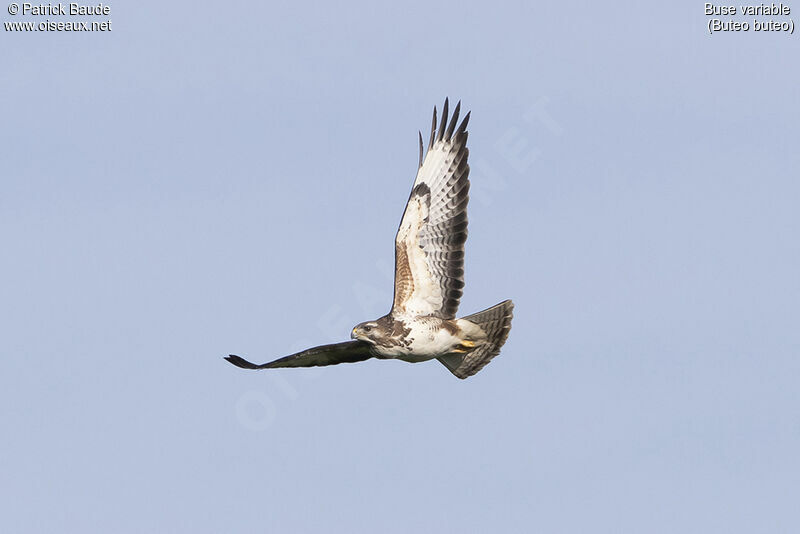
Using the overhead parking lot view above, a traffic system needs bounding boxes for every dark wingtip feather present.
[225,355,262,370]
[445,100,461,141]
[438,98,449,142]
[429,106,437,150]
[418,131,424,168]
[458,111,471,135]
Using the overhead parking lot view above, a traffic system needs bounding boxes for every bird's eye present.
[364,325,372,332]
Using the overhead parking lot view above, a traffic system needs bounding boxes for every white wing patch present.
[395,188,444,316]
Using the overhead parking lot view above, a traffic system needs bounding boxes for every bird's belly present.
[395,326,462,362]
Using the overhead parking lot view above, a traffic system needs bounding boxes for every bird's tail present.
[438,300,514,379]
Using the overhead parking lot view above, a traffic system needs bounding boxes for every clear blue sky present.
[2,1,799,532]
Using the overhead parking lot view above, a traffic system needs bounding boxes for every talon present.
[461,340,476,348]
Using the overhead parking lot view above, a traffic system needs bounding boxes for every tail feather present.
[438,299,514,379]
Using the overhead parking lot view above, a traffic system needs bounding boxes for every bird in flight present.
[226,99,513,378]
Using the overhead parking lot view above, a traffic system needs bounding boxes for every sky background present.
[2,1,799,532]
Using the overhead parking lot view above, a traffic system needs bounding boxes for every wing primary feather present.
[225,355,265,369]
[445,100,461,141]
[438,98,449,142]
[418,131,424,168]
[428,106,437,150]
[458,111,471,135]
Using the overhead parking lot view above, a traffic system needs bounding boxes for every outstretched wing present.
[392,98,470,319]
[225,341,373,369]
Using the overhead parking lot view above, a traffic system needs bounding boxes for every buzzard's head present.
[351,321,384,344]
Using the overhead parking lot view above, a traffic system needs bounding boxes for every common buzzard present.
[226,99,513,379]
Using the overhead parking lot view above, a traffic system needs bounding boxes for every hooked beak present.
[351,327,359,340]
